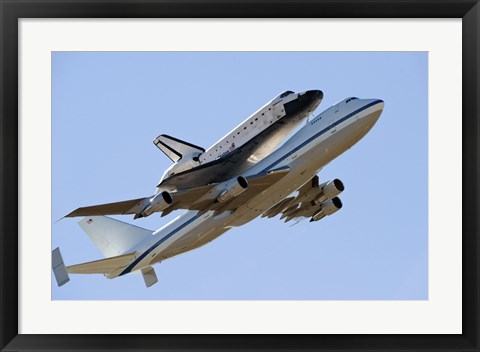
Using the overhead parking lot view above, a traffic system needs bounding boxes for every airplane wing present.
[65,167,290,219]
[279,200,320,223]
[261,174,343,223]
[260,175,320,219]
[65,197,151,218]
[269,175,321,222]
[261,196,296,218]
[164,166,291,215]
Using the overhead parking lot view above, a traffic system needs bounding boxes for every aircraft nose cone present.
[299,89,323,102]
[363,98,384,111]
[376,100,385,111]
[296,90,323,109]
[360,99,384,127]
[284,89,323,115]
[369,99,384,113]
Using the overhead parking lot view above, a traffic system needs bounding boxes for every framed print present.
[1,0,479,351]
[48,51,428,301]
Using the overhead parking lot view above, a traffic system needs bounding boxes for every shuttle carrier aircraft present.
[53,92,384,288]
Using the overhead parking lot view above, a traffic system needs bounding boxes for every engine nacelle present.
[313,179,344,205]
[137,191,173,218]
[217,176,248,203]
[311,197,343,222]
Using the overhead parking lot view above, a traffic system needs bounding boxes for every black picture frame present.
[1,1,478,351]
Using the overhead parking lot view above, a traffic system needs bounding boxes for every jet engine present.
[217,176,248,203]
[313,179,344,205]
[310,197,342,222]
[135,191,173,219]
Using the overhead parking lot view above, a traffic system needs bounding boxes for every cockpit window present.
[280,91,294,98]
[346,97,358,103]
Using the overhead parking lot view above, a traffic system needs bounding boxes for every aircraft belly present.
[154,227,228,262]
[149,211,232,263]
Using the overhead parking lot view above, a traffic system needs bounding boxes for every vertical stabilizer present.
[78,216,152,258]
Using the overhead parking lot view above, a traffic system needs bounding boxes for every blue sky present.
[52,52,428,300]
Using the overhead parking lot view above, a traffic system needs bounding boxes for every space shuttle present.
[153,90,323,191]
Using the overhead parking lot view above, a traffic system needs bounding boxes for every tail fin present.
[78,216,152,258]
[153,134,205,162]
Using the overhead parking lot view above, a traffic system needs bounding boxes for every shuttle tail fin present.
[78,216,152,258]
[153,134,205,162]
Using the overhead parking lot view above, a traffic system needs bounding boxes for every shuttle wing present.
[65,168,290,219]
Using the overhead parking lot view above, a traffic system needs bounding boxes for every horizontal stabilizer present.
[66,252,136,275]
[65,197,150,218]
[52,247,70,287]
[153,134,205,162]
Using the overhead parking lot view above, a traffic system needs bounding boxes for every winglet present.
[52,247,70,287]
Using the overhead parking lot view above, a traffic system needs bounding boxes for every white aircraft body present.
[53,95,384,288]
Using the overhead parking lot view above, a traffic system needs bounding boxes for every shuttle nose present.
[284,89,323,115]
[298,90,323,102]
